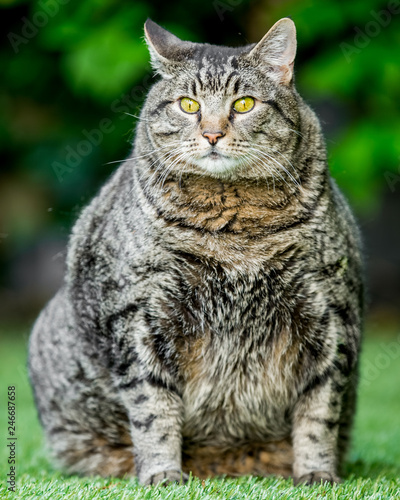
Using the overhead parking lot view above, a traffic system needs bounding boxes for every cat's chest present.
[160,176,291,235]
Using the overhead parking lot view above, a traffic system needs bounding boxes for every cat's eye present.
[180,97,200,114]
[233,97,255,113]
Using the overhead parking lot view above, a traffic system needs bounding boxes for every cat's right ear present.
[144,19,193,79]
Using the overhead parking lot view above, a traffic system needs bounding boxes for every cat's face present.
[141,19,301,184]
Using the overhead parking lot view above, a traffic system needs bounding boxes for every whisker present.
[275,128,304,139]
[264,147,301,184]
[263,152,300,187]
[104,143,178,166]
[145,142,195,192]
[123,112,158,123]
[143,146,184,192]
[250,148,300,188]
[249,149,295,190]
[245,151,277,192]
[157,150,191,191]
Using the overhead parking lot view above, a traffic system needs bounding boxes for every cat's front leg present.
[118,376,188,486]
[291,364,349,486]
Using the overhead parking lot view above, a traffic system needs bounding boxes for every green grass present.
[1,327,399,499]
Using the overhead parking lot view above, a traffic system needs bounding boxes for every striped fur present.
[29,18,364,487]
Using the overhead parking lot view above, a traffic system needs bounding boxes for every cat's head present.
[140,18,305,184]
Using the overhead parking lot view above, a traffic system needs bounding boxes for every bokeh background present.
[1,0,399,331]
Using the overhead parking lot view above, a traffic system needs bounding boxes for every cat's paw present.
[143,469,189,487]
[294,471,342,486]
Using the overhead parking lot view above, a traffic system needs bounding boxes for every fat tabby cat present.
[29,18,364,487]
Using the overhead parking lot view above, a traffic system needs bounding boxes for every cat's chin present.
[193,155,240,176]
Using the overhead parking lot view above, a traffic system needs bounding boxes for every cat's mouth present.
[193,148,239,175]
[203,147,231,160]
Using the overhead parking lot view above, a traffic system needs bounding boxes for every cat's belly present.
[180,338,298,445]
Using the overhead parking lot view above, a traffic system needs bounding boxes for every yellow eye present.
[233,97,255,113]
[180,97,200,114]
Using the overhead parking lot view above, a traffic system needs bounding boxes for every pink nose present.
[202,131,224,145]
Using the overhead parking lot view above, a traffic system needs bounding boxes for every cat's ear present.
[144,19,193,79]
[247,18,297,85]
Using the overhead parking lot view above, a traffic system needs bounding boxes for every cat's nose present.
[202,131,225,145]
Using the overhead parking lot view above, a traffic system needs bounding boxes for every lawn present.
[0,327,399,499]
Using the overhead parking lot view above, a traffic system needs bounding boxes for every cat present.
[28,18,364,487]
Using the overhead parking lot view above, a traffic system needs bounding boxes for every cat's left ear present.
[247,18,297,85]
[144,19,193,79]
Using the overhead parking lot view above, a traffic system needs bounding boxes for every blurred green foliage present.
[0,0,399,255]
